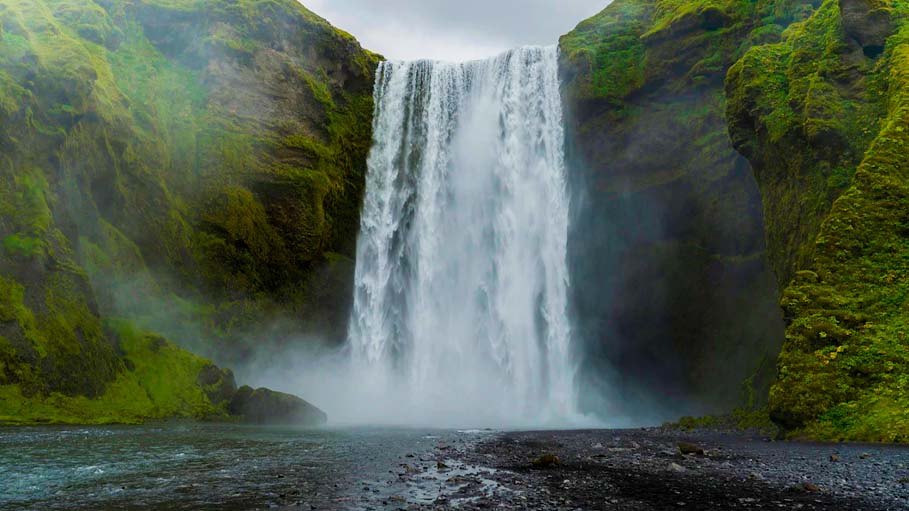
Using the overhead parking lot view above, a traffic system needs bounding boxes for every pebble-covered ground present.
[5,425,907,510]
[378,429,909,510]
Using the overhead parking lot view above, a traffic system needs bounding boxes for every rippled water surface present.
[0,424,486,510]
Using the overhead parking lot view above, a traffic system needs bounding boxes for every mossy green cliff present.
[727,0,909,441]
[558,0,816,416]
[563,0,909,441]
[0,0,377,424]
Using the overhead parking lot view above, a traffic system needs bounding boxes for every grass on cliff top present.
[0,319,223,426]
[559,0,818,105]
[559,0,649,103]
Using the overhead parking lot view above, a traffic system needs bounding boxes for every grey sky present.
[303,0,612,61]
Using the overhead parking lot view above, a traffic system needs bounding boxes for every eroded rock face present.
[840,0,893,56]
[726,0,909,441]
[557,0,813,416]
[229,386,327,426]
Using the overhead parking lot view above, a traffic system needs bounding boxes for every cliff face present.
[727,0,909,441]
[558,0,816,416]
[0,0,377,424]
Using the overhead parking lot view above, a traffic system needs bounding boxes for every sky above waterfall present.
[303,0,612,62]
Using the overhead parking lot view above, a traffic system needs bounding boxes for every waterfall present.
[347,46,576,426]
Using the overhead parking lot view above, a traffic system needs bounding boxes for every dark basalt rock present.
[558,0,792,418]
[228,385,327,426]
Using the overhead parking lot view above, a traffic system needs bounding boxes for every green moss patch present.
[0,319,227,425]
[0,0,377,424]
[727,0,909,441]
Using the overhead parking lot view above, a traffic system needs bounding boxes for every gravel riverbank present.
[380,428,909,510]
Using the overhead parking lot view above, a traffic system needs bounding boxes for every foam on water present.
[345,46,580,427]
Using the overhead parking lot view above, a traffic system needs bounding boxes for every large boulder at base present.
[228,386,327,426]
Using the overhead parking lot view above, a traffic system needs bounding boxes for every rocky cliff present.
[562,0,909,441]
[727,0,909,441]
[558,0,816,417]
[0,0,376,424]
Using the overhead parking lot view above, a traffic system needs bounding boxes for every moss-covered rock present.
[0,319,234,425]
[0,0,377,424]
[228,384,327,426]
[559,0,814,415]
[726,0,909,441]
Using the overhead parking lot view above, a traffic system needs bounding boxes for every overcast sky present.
[303,0,612,62]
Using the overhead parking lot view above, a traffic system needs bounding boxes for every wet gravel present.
[385,428,909,510]
[5,425,908,510]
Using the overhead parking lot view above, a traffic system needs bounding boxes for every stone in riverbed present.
[668,462,687,473]
[678,442,705,456]
[531,454,560,468]
[801,482,821,493]
[228,386,327,426]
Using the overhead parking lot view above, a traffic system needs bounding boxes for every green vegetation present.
[726,0,887,288]
[0,319,231,425]
[558,0,815,412]
[564,0,909,443]
[670,407,779,436]
[727,0,909,441]
[560,0,649,105]
[560,0,819,107]
[0,0,377,424]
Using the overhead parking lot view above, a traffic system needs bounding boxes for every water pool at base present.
[0,424,498,510]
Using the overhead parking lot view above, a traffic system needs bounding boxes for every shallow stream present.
[0,424,500,510]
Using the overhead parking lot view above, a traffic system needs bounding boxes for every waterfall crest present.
[348,46,577,425]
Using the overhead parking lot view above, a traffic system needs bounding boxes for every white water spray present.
[346,46,577,426]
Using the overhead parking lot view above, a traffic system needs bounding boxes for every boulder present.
[678,442,706,456]
[531,454,561,468]
[228,386,327,426]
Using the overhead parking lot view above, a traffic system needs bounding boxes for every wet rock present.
[678,442,705,456]
[860,452,873,460]
[802,483,821,493]
[830,454,841,462]
[531,454,560,468]
[668,462,687,473]
[839,0,894,54]
[228,386,327,426]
